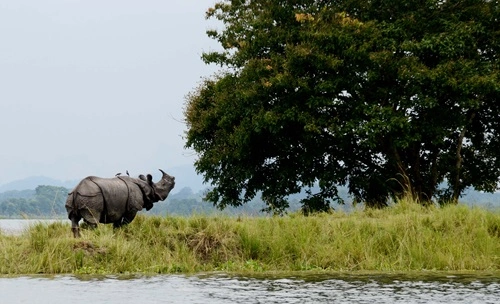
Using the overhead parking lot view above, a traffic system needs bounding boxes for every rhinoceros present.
[65,169,175,237]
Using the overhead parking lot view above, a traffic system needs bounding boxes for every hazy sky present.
[0,0,220,184]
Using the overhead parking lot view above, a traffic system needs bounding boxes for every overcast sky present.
[0,0,220,184]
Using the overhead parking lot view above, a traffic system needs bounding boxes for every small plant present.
[75,265,107,275]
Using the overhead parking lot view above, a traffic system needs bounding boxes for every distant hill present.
[461,189,500,209]
[0,176,78,193]
[0,189,35,200]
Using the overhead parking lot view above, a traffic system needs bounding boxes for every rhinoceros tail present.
[65,178,86,216]
[65,190,77,217]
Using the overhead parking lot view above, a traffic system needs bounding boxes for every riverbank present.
[1,200,499,275]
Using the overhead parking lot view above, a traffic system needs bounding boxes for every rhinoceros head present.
[153,169,175,201]
[137,169,175,210]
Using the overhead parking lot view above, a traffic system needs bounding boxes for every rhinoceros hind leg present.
[113,211,138,229]
[72,227,81,238]
[82,220,98,230]
[80,209,100,230]
[69,213,81,238]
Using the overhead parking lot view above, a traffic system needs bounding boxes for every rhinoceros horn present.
[159,169,168,178]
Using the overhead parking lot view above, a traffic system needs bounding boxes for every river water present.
[0,219,63,235]
[1,220,499,303]
[0,273,499,304]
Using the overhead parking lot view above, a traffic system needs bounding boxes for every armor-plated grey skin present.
[65,169,175,238]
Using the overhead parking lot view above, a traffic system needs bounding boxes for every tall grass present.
[1,199,499,275]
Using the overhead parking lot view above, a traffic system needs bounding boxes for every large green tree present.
[185,0,500,211]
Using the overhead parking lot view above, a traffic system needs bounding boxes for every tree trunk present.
[452,112,476,203]
[390,144,412,197]
[428,147,439,200]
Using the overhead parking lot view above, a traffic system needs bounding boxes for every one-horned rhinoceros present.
[65,169,175,237]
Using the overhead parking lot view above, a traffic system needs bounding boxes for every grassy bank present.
[1,200,499,275]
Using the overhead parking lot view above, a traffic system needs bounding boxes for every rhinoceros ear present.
[147,174,153,186]
[138,174,146,181]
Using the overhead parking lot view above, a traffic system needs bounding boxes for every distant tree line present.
[0,185,306,218]
[0,185,496,218]
[0,186,68,218]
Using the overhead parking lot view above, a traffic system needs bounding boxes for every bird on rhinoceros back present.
[65,169,175,238]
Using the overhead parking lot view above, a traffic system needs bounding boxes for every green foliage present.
[0,186,68,217]
[185,0,500,211]
[1,203,500,275]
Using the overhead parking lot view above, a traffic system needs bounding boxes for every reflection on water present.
[0,273,498,304]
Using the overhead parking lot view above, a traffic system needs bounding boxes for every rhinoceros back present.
[67,176,133,223]
[65,177,102,213]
